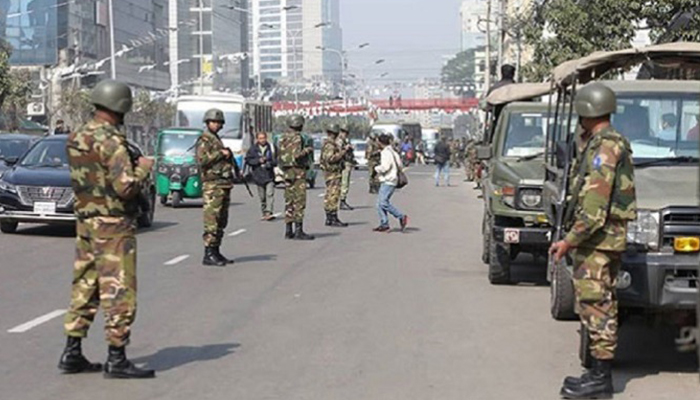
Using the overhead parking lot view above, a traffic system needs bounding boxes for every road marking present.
[271,212,282,219]
[164,254,190,266]
[228,228,247,237]
[350,180,355,184]
[318,193,325,198]
[8,309,66,333]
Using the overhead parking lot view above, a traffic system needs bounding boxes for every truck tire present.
[579,323,593,369]
[488,236,511,285]
[0,221,18,234]
[550,255,577,320]
[482,213,491,264]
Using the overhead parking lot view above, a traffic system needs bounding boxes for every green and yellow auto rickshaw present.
[155,128,203,207]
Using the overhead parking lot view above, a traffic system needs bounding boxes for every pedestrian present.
[277,114,315,240]
[246,131,277,221]
[320,123,348,227]
[549,83,636,399]
[338,123,355,210]
[400,137,414,165]
[54,119,70,135]
[373,134,408,232]
[433,136,451,186]
[196,108,235,267]
[60,79,155,379]
[366,132,382,194]
[415,140,426,165]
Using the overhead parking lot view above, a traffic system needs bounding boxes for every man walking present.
[433,136,451,187]
[196,109,235,267]
[278,115,315,240]
[338,123,355,210]
[550,83,636,399]
[320,123,348,227]
[246,132,277,221]
[60,79,155,379]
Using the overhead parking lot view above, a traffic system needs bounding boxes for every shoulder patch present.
[592,155,603,170]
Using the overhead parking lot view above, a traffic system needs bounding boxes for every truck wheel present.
[550,254,577,320]
[160,195,168,205]
[579,323,593,369]
[488,237,511,285]
[0,221,18,234]
[482,214,491,264]
[171,191,182,208]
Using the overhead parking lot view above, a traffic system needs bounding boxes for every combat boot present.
[331,212,348,227]
[104,345,155,379]
[325,212,334,227]
[285,223,295,239]
[340,200,354,210]
[560,359,613,399]
[58,336,102,374]
[214,247,235,264]
[203,247,225,267]
[294,222,315,240]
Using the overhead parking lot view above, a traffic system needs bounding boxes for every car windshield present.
[158,133,199,157]
[502,112,548,157]
[20,140,68,167]
[354,142,367,152]
[611,93,700,161]
[0,138,31,159]
[176,107,242,139]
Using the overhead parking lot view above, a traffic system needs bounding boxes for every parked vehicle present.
[351,139,368,169]
[0,135,155,233]
[155,128,203,207]
[0,134,37,174]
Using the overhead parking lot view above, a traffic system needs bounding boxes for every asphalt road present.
[0,165,698,400]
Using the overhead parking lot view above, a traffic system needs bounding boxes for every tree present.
[0,40,12,111]
[0,69,32,131]
[55,87,92,130]
[641,0,700,43]
[521,0,639,81]
[441,48,479,96]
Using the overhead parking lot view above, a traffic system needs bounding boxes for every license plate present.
[34,202,56,215]
[504,228,521,244]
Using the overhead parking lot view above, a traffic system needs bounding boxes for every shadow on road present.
[13,224,75,237]
[312,232,341,238]
[613,321,698,393]
[344,221,369,227]
[235,254,277,263]
[140,220,179,232]
[509,254,548,286]
[132,343,241,372]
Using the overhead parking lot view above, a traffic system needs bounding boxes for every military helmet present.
[288,114,305,129]
[203,108,225,123]
[574,83,617,118]
[369,131,378,139]
[339,122,350,132]
[91,79,133,114]
[326,123,340,134]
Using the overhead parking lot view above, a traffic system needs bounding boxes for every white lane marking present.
[271,212,282,219]
[318,193,325,198]
[8,309,67,333]
[350,180,355,184]
[164,254,190,266]
[359,177,366,180]
[228,228,247,237]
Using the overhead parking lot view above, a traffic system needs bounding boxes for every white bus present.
[175,93,248,153]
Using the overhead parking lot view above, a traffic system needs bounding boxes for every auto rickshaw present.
[155,128,204,207]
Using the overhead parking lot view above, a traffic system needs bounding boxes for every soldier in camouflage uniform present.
[320,123,349,227]
[60,80,155,379]
[278,115,315,240]
[550,83,636,399]
[449,139,460,168]
[465,139,476,182]
[338,124,355,210]
[196,109,235,267]
[366,132,382,194]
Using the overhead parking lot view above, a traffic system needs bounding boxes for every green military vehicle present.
[479,83,557,285]
[542,43,700,367]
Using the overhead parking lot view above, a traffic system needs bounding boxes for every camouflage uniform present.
[338,131,354,202]
[366,138,382,193]
[449,140,461,168]
[465,140,477,181]
[278,130,313,223]
[321,137,345,212]
[196,129,234,248]
[564,126,637,360]
[64,119,150,347]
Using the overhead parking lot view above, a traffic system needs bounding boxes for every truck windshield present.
[612,94,700,161]
[502,112,547,158]
[159,133,198,157]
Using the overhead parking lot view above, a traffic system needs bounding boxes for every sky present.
[339,0,464,86]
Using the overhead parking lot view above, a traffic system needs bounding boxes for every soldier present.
[465,138,476,182]
[278,114,315,240]
[196,108,235,267]
[60,79,155,379]
[366,132,382,194]
[549,83,636,399]
[338,123,355,210]
[320,123,349,227]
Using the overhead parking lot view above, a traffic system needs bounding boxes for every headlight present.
[188,165,199,175]
[518,188,543,210]
[626,210,660,250]
[0,179,17,194]
[496,185,516,208]
[157,164,169,174]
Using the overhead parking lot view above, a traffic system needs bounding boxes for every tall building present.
[249,0,342,90]
[460,0,487,51]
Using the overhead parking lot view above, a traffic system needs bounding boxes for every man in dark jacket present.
[433,136,451,187]
[246,132,277,220]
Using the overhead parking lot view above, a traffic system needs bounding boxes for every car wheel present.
[550,254,577,320]
[488,231,511,285]
[138,190,155,228]
[171,190,182,208]
[160,195,168,205]
[0,221,18,234]
[579,323,593,368]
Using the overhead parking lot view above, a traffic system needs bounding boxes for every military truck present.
[542,43,700,367]
[479,83,556,285]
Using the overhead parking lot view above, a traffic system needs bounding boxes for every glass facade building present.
[2,0,59,65]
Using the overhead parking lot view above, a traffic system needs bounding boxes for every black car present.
[0,135,156,234]
[0,133,37,174]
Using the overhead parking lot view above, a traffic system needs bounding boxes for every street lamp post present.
[108,0,116,79]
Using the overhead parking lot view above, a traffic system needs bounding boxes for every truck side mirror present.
[477,145,492,160]
[555,142,568,169]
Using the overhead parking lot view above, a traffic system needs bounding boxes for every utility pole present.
[497,0,504,80]
[484,0,492,93]
[108,0,116,80]
[199,0,204,95]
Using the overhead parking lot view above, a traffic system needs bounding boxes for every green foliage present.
[55,87,93,129]
[127,90,175,129]
[441,49,478,96]
[640,0,700,42]
[0,69,32,131]
[0,41,12,110]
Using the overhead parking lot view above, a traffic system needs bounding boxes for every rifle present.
[125,141,152,213]
[227,147,254,198]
